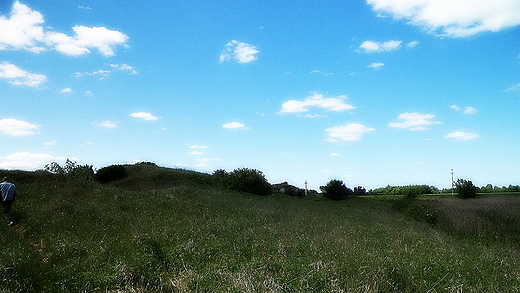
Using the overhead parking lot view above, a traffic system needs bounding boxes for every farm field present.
[0,165,519,292]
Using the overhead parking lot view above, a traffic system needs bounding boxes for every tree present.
[320,179,352,201]
[219,168,272,196]
[454,178,477,198]
[353,186,366,196]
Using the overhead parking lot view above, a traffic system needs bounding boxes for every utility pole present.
[450,169,454,196]
[304,180,308,196]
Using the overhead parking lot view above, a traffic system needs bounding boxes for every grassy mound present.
[0,166,519,292]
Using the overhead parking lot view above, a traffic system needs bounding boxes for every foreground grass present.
[0,171,519,292]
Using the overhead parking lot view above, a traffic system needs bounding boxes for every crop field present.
[0,166,519,292]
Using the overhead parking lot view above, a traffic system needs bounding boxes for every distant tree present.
[45,159,94,183]
[320,179,352,201]
[220,168,272,196]
[353,186,366,196]
[454,178,477,199]
[96,165,128,183]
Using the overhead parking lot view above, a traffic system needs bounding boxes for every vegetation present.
[0,163,519,292]
[454,178,478,199]
[320,179,352,201]
[214,168,272,196]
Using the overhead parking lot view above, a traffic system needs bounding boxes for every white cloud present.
[0,1,128,56]
[222,122,248,129]
[129,112,159,121]
[367,0,520,38]
[219,40,259,64]
[407,41,420,48]
[506,83,520,93]
[60,87,72,93]
[445,131,480,141]
[195,158,210,163]
[279,92,355,114]
[0,118,40,136]
[43,140,57,146]
[463,107,478,115]
[109,63,138,75]
[359,40,402,53]
[324,123,376,142]
[331,153,340,156]
[0,152,74,170]
[189,145,209,149]
[188,151,205,155]
[0,62,47,87]
[97,120,117,128]
[450,105,478,115]
[367,62,385,68]
[389,112,441,131]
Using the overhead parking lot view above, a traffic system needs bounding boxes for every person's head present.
[2,177,8,182]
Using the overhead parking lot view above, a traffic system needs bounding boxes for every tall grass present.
[0,168,519,292]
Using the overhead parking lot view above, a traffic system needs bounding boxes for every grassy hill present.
[0,164,519,292]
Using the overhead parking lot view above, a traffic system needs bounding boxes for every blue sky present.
[1,0,519,190]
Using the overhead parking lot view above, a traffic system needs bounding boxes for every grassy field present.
[0,165,519,292]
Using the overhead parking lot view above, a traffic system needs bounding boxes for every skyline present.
[1,0,519,190]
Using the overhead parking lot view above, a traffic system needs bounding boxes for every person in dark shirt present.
[0,177,17,226]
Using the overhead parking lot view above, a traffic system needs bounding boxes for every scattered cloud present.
[445,131,480,141]
[75,63,137,79]
[188,151,205,155]
[43,140,57,146]
[222,122,248,129]
[331,153,340,156]
[109,63,138,75]
[358,40,402,53]
[60,87,73,93]
[129,112,159,121]
[407,41,420,48]
[324,123,376,142]
[97,120,117,128]
[0,1,128,56]
[219,40,259,64]
[189,145,209,149]
[506,83,520,93]
[279,92,355,114]
[310,70,333,76]
[0,152,73,170]
[0,62,47,87]
[0,118,40,136]
[388,112,441,131]
[450,105,479,115]
[367,62,384,68]
[367,0,520,38]
[78,5,92,10]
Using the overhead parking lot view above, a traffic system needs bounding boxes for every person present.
[0,177,17,226]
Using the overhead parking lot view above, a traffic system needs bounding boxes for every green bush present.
[96,165,128,183]
[455,178,477,199]
[218,168,272,195]
[320,179,352,201]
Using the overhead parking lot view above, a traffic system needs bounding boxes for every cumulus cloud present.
[324,123,376,142]
[129,112,159,121]
[367,0,520,38]
[359,40,402,53]
[367,62,384,68]
[60,87,73,93]
[445,131,480,141]
[279,92,355,114]
[189,145,209,149]
[0,152,72,170]
[222,122,248,129]
[97,120,117,128]
[0,1,128,56]
[219,40,259,64]
[388,112,441,131]
[0,118,40,136]
[0,62,47,87]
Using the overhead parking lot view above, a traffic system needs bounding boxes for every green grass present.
[0,166,519,292]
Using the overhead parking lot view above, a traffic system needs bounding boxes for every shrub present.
[44,159,94,183]
[220,168,272,196]
[455,178,477,199]
[96,165,128,183]
[320,179,352,201]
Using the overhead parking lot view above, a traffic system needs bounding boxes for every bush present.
[96,165,128,183]
[219,168,272,196]
[320,179,352,201]
[455,178,477,199]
